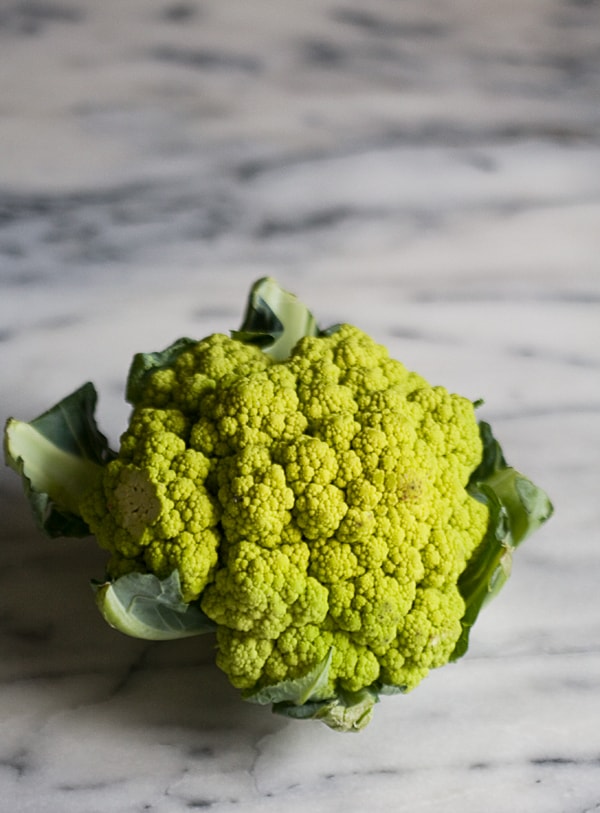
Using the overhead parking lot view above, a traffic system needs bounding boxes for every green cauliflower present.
[4,277,553,731]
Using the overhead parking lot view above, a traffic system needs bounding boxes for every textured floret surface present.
[81,326,489,697]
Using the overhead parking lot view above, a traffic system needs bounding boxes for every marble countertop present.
[1,1,599,811]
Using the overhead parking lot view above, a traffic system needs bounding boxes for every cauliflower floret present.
[133,334,270,414]
[200,540,308,639]
[328,570,410,651]
[273,435,338,495]
[309,537,362,583]
[144,528,219,602]
[217,446,294,548]
[80,419,222,602]
[379,585,466,691]
[215,627,275,690]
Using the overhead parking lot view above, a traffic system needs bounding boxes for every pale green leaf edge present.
[93,570,216,641]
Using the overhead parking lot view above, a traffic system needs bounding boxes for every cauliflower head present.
[81,322,489,702]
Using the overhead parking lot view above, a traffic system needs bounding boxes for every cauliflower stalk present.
[4,277,553,731]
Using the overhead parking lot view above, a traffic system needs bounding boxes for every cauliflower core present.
[81,326,489,696]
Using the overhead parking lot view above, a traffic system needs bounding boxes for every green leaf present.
[243,649,379,732]
[231,277,320,361]
[273,686,378,733]
[377,683,408,696]
[452,421,553,660]
[126,337,197,406]
[244,648,333,706]
[93,570,216,640]
[3,383,114,537]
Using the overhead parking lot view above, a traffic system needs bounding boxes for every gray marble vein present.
[1,0,599,811]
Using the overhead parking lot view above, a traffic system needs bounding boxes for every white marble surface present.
[1,1,599,811]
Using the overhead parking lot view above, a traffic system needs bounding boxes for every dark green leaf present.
[4,383,114,537]
[273,686,378,733]
[244,648,333,706]
[231,277,320,361]
[452,421,553,660]
[377,683,408,696]
[243,646,379,732]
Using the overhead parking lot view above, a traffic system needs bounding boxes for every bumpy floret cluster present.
[81,327,489,697]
